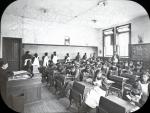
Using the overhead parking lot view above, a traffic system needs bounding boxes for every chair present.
[55,75,65,94]
[69,81,85,113]
[39,67,47,83]
[47,73,54,88]
[96,96,126,113]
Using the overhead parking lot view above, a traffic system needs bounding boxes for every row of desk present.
[77,81,139,113]
[50,71,140,113]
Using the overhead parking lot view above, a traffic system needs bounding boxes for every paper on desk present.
[13,70,28,75]
[130,106,140,112]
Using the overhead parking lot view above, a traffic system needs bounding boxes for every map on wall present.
[131,43,150,61]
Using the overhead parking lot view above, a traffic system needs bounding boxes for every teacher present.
[111,51,120,65]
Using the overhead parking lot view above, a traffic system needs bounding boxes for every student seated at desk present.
[120,66,133,75]
[109,64,118,76]
[135,61,143,73]
[129,61,135,72]
[125,80,142,106]
[101,62,109,77]
[59,65,81,98]
[81,65,94,83]
[56,62,66,74]
[84,70,107,108]
[79,70,107,113]
[139,72,150,106]
[44,63,57,84]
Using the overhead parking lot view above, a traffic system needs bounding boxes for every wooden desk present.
[106,95,140,113]
[1,72,42,111]
[106,79,115,84]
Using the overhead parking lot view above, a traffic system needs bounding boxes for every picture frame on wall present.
[64,36,70,45]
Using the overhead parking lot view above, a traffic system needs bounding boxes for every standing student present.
[32,53,40,67]
[42,52,49,67]
[82,53,87,61]
[24,59,33,74]
[22,51,33,69]
[52,51,58,64]
[75,52,81,62]
[92,52,96,61]
[64,53,70,63]
[32,53,40,74]
[111,51,119,65]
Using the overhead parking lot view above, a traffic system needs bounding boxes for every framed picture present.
[64,36,70,45]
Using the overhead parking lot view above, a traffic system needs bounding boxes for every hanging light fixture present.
[97,0,107,6]
[92,19,97,23]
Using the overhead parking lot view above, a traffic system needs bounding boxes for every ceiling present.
[3,0,148,28]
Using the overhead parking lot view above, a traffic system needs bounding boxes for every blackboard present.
[130,43,150,61]
[22,44,98,60]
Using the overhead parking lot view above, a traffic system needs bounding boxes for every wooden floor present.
[24,84,78,113]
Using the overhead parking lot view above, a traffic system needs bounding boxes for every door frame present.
[2,37,22,70]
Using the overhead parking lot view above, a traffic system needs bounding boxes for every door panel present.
[3,38,22,71]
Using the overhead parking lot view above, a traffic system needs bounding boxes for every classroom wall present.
[23,44,98,60]
[1,12,101,57]
[99,15,150,57]
[130,15,150,44]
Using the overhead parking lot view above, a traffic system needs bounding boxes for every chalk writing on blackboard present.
[131,44,150,61]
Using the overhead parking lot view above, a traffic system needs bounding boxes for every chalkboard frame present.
[22,43,98,60]
[130,43,150,61]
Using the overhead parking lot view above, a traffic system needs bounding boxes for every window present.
[103,28,114,57]
[116,24,131,57]
[103,24,131,58]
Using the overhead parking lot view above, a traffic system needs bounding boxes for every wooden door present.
[3,37,22,71]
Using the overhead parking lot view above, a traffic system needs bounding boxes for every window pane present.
[117,25,130,32]
[104,35,113,56]
[117,33,129,57]
[104,28,113,35]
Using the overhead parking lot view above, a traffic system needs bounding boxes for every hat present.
[0,58,7,67]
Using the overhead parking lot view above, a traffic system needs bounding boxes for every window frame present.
[103,27,115,57]
[102,23,131,58]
